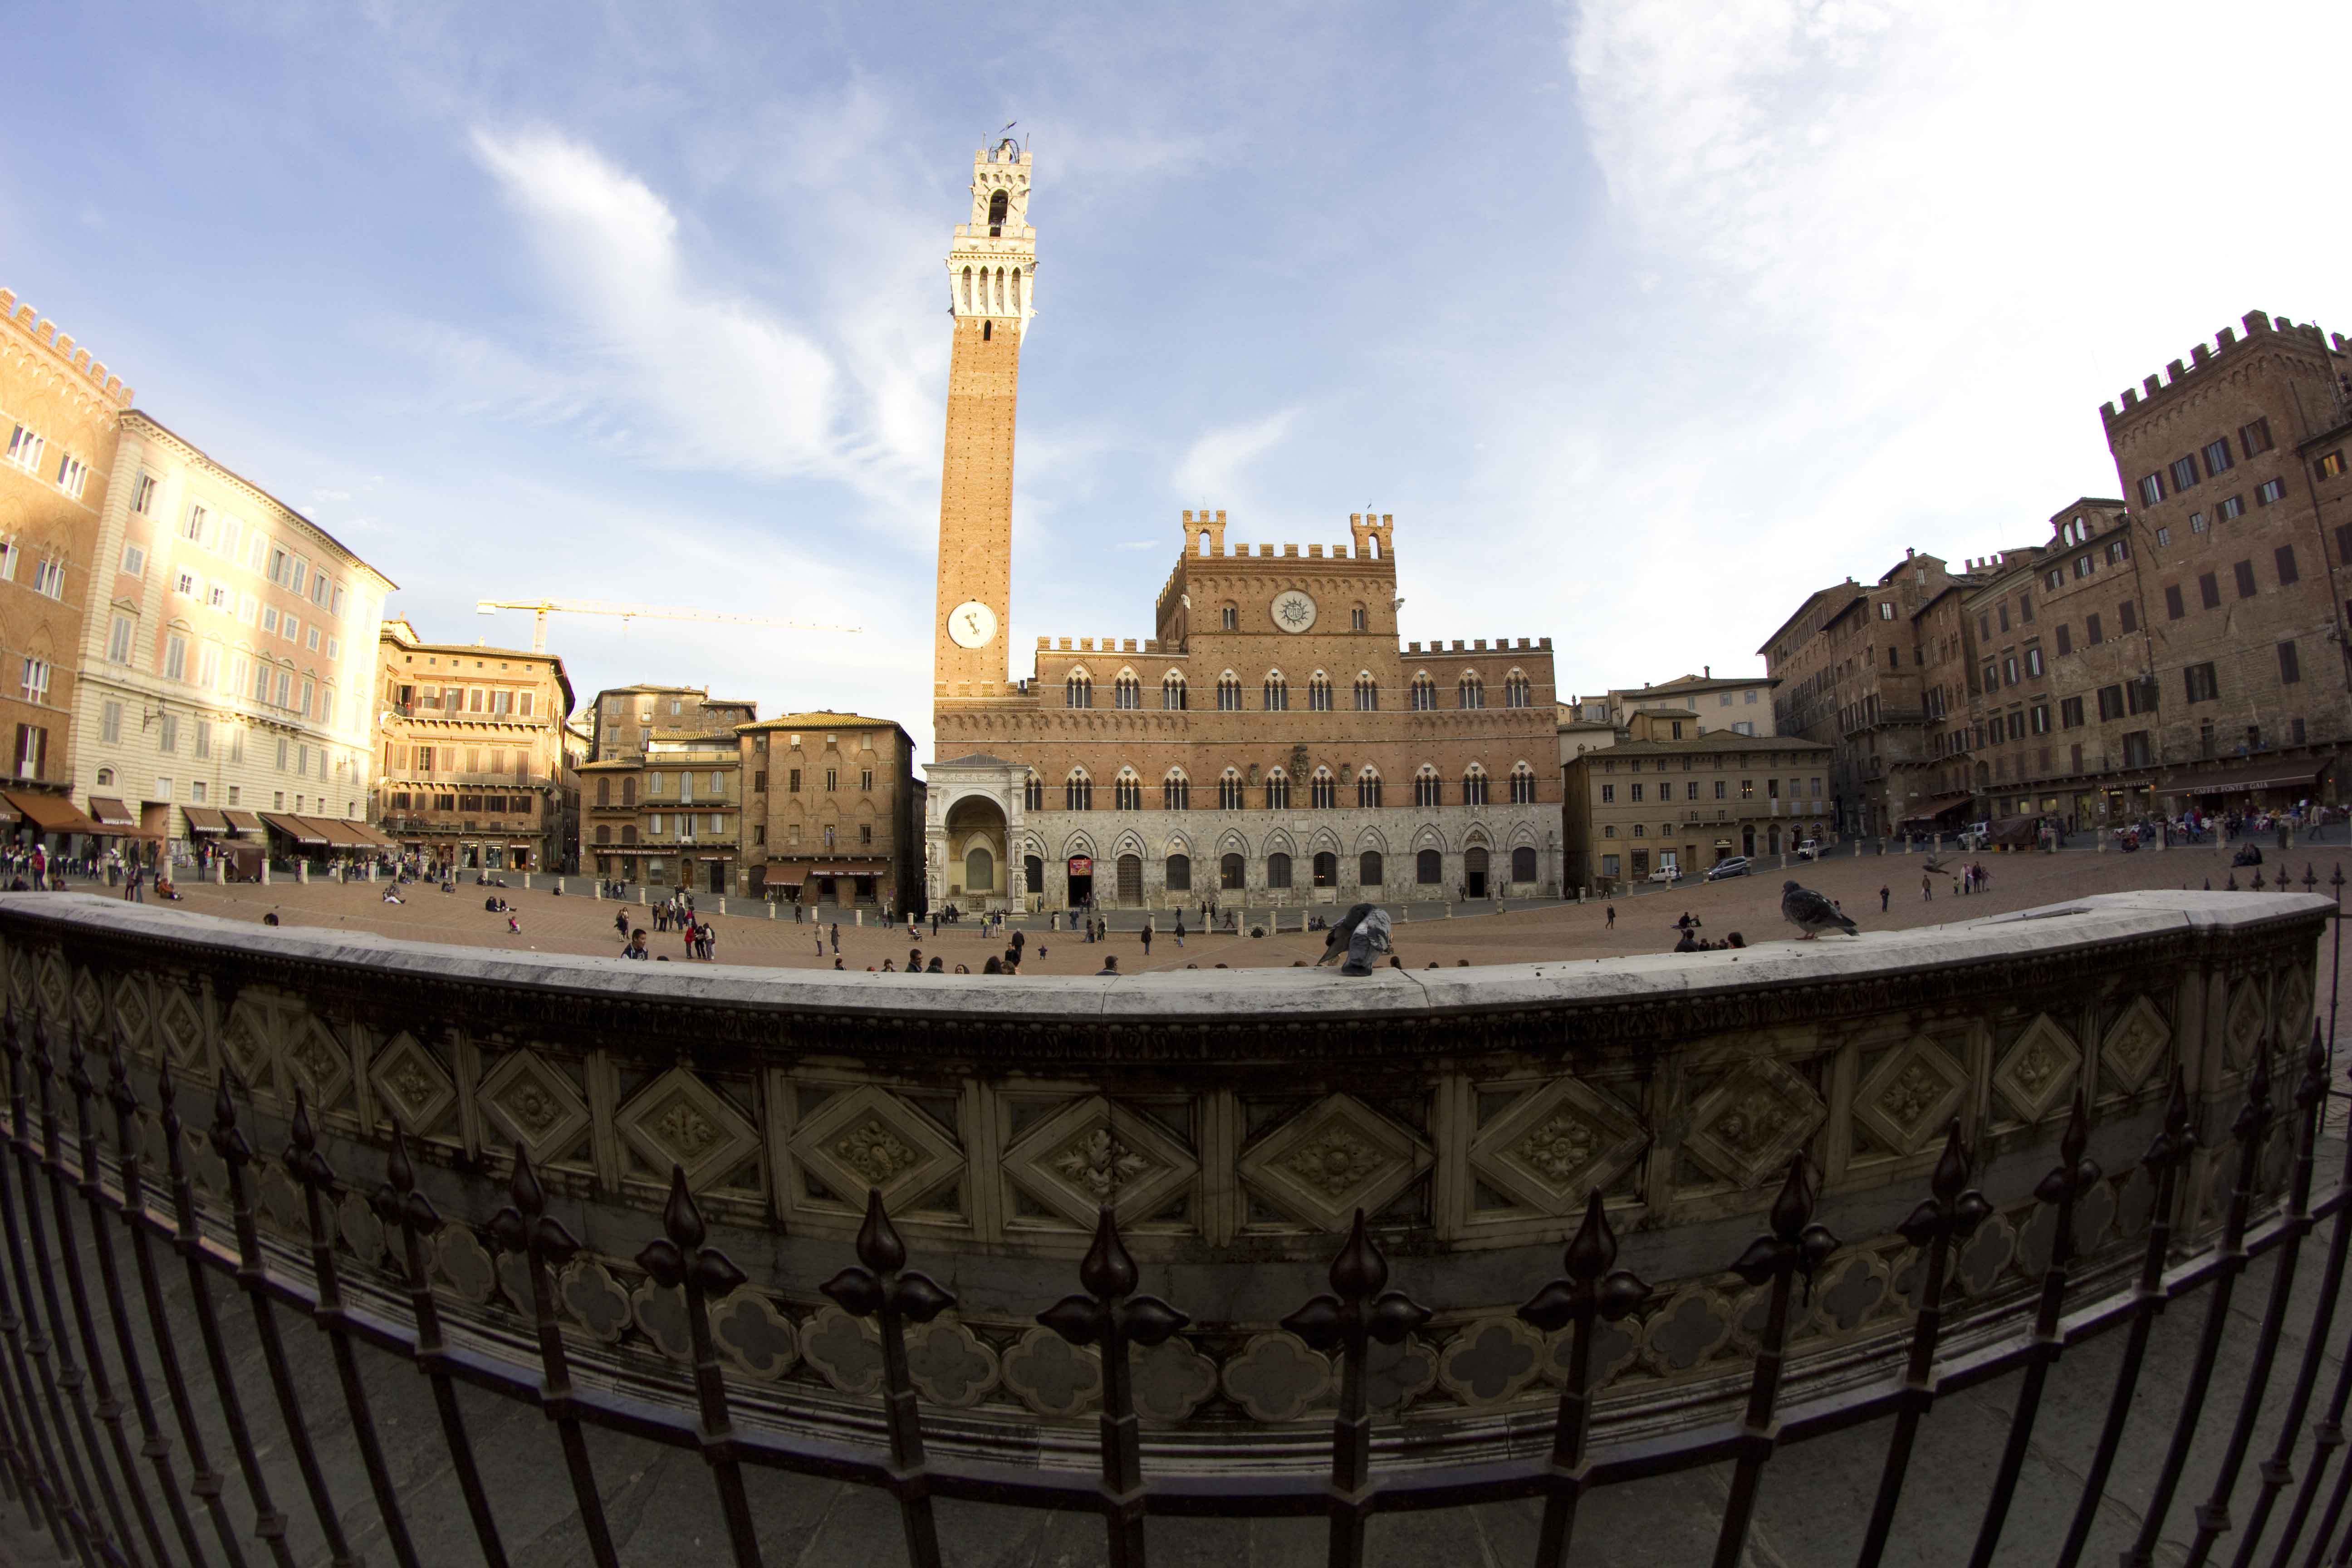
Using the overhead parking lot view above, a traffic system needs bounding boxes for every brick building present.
[918,143,1560,911]
[0,288,132,805]
[580,684,755,894]
[1761,307,2352,833]
[740,712,921,912]
[372,618,578,871]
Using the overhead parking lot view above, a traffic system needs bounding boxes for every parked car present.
[1956,821,1990,850]
[1705,856,1753,881]
[1647,864,1684,884]
[1795,839,1823,861]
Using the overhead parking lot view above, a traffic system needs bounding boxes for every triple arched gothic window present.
[1113,672,1141,709]
[1065,671,1093,709]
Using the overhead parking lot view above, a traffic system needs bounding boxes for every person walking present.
[1141,919,1153,958]
[1604,904,1615,930]
[1879,885,1890,912]
[830,921,841,955]
[1921,872,1932,902]
[1173,911,1185,949]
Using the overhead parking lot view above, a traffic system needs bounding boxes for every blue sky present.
[5,0,2348,762]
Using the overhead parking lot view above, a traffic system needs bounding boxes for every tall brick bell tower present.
[933,138,1035,709]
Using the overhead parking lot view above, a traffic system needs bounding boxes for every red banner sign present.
[1067,856,1093,875]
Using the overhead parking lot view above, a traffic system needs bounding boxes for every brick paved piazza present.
[148,838,2352,978]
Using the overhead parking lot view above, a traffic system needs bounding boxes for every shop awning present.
[760,863,808,885]
[5,792,103,835]
[0,799,19,825]
[345,821,397,848]
[299,817,371,849]
[183,806,229,835]
[88,796,138,828]
[1895,792,1977,828]
[260,813,328,846]
[2165,760,2329,797]
[811,861,888,876]
[223,810,265,836]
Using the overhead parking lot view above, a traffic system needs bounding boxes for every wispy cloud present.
[1171,408,1298,502]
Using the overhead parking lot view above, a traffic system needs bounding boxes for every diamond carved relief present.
[110,980,152,1057]
[1994,1014,2078,1123]
[787,1082,964,1211]
[617,1068,760,1191]
[369,1032,456,1136]
[280,1013,351,1110]
[220,996,276,1089]
[1003,1095,1199,1228]
[1683,1056,1826,1190]
[157,988,204,1067]
[1853,1036,1965,1156]
[2225,981,2268,1068]
[1239,1093,1432,1233]
[1468,1078,1646,1215]
[71,969,102,1035]
[2275,967,2314,1049]
[2101,997,2171,1093]
[478,1049,592,1167]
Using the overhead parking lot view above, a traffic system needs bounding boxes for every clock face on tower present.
[947,600,999,648]
[1270,589,1317,633]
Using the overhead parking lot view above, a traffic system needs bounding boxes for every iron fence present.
[0,891,2343,1565]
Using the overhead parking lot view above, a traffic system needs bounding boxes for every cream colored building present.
[1563,710,1833,891]
[73,412,394,857]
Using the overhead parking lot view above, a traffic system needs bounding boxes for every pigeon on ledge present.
[1317,904,1393,974]
[1781,881,1858,940]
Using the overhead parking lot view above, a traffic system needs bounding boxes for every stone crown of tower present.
[947,139,1036,329]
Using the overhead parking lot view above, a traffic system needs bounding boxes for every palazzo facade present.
[921,144,1559,911]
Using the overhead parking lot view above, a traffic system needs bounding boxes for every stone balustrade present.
[0,888,2321,1469]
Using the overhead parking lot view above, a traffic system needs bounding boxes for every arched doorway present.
[1465,846,1490,898]
[945,794,1008,904]
[1068,854,1095,906]
[1115,853,1143,904]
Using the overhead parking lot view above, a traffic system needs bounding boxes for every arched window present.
[1165,853,1192,891]
[1266,852,1293,889]
[1509,763,1537,804]
[1161,672,1187,710]
[1416,848,1442,884]
[987,188,1008,232]
[1220,604,1239,631]
[1354,673,1379,711]
[1463,765,1490,806]
[1264,769,1291,809]
[1307,672,1333,711]
[1024,773,1044,810]
[1410,673,1438,711]
[1065,671,1093,709]
[1113,672,1141,709]
[1356,769,1382,808]
[1162,770,1190,810]
[1351,604,1368,631]
[1064,770,1093,810]
[966,846,995,891]
[1358,850,1384,887]
[96,767,114,786]
[1217,672,1243,711]
[1219,852,1245,890]
[1113,770,1142,811]
[1413,766,1442,808]
[622,824,639,845]
[596,777,610,807]
[1312,851,1337,887]
[1262,671,1288,711]
[1504,670,1531,708]
[622,777,637,806]
[1459,673,1485,710]
[1512,846,1538,883]
[1309,768,1337,809]
[1218,769,1245,810]
[595,825,611,845]
[1024,853,1044,892]
[961,266,974,313]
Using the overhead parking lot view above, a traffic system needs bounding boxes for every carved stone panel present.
[280,1012,351,1112]
[617,1067,760,1191]
[2224,981,2266,1069]
[1682,1056,1826,1190]
[368,1031,456,1137]
[1852,1035,1965,1157]
[477,1048,592,1167]
[787,1081,965,1212]
[2274,966,2314,1049]
[1239,1093,1432,1233]
[2100,997,2170,1094]
[1468,1077,1646,1215]
[1994,1014,2078,1123]
[1003,1095,1199,1227]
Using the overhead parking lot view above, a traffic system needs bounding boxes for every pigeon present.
[1781,881,1857,940]
[1317,903,1392,974]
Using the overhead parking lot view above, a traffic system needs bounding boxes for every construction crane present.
[474,598,862,655]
